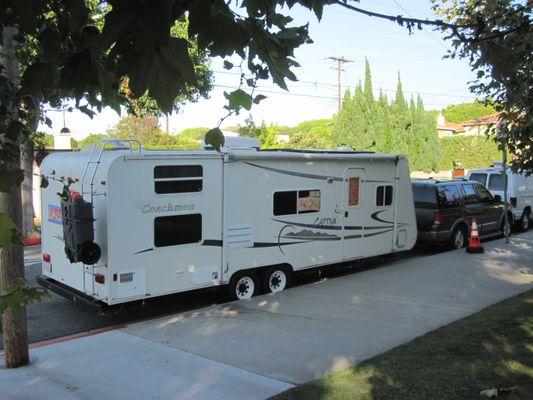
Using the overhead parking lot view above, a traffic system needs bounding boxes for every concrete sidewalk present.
[2,232,532,400]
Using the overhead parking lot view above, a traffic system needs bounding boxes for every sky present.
[39,0,478,140]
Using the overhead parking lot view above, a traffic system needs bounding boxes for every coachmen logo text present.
[136,203,195,214]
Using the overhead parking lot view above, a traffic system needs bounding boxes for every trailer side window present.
[274,190,320,216]
[376,185,393,207]
[154,165,203,194]
[154,214,202,247]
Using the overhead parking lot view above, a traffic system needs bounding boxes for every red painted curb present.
[0,324,124,357]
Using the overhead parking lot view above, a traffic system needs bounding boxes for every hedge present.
[439,135,502,170]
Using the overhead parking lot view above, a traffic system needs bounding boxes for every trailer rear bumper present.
[37,275,105,308]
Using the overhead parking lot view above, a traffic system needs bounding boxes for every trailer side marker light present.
[43,253,51,262]
[95,273,105,284]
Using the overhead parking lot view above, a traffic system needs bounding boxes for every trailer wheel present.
[262,267,291,294]
[229,271,259,301]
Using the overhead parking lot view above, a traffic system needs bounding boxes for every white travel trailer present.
[38,139,417,306]
[468,163,533,231]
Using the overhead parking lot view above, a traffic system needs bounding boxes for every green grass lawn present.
[272,290,533,400]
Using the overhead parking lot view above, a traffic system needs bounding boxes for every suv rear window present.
[488,174,505,190]
[469,173,487,185]
[437,185,461,208]
[412,185,436,208]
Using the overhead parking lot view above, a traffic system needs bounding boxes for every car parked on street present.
[412,179,513,249]
[468,163,533,231]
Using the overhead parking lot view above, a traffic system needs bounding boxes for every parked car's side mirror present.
[493,194,502,203]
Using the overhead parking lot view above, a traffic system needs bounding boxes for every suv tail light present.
[433,211,444,225]
[510,197,517,207]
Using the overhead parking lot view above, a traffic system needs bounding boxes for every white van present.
[38,139,417,307]
[468,163,533,231]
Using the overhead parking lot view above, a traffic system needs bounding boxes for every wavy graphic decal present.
[244,161,343,182]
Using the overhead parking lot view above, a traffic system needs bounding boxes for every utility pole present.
[326,56,353,112]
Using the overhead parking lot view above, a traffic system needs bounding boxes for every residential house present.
[436,112,500,137]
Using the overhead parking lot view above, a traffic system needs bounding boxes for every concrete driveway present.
[1,232,532,399]
[123,231,533,384]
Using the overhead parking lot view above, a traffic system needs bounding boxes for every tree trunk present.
[20,139,35,238]
[0,26,29,368]
[0,189,29,368]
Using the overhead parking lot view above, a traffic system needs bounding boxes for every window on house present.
[348,177,360,206]
[376,185,393,206]
[154,214,202,247]
[274,190,321,216]
[154,165,203,194]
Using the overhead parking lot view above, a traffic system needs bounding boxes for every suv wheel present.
[450,228,466,249]
[500,218,512,238]
[518,211,530,232]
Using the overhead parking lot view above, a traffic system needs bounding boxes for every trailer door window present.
[376,185,393,207]
[154,214,202,247]
[274,190,320,216]
[154,165,203,194]
[348,178,360,206]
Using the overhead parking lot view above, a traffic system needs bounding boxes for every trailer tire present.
[228,271,260,301]
[262,267,291,294]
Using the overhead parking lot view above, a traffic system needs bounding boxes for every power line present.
[391,0,449,51]
[211,70,476,99]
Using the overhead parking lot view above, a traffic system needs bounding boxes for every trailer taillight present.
[510,197,517,207]
[43,253,51,262]
[433,212,444,225]
[94,273,105,284]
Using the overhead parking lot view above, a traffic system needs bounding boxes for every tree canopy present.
[443,102,498,124]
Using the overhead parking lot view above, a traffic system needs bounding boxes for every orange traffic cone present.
[466,218,484,254]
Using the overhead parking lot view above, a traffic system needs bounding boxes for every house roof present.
[461,113,500,126]
[437,121,465,132]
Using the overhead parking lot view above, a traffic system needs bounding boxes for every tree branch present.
[331,0,461,30]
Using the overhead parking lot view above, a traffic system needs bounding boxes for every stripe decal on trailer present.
[244,161,343,182]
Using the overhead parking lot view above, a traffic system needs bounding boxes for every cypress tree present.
[364,57,373,102]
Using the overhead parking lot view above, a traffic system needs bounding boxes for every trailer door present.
[342,168,365,260]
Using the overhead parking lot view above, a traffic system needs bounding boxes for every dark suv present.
[412,179,512,249]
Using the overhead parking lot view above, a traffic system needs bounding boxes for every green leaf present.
[223,60,233,70]
[21,63,59,96]
[6,0,37,33]
[124,37,197,113]
[0,280,50,313]
[224,89,253,111]
[0,162,24,192]
[204,127,225,151]
[0,213,18,250]
[253,94,267,104]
